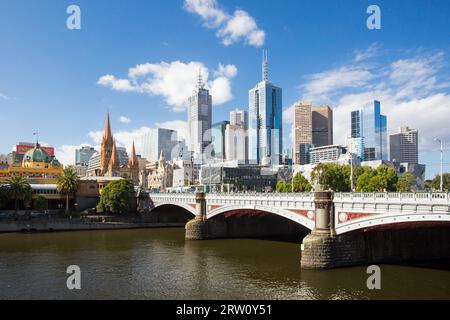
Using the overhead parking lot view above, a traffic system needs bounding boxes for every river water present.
[0,228,449,300]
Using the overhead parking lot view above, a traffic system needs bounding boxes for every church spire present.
[103,112,112,141]
[128,140,138,168]
[262,49,268,81]
[108,138,120,173]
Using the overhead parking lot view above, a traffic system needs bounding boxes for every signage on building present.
[16,144,55,156]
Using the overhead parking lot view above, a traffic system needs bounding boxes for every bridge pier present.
[301,191,365,269]
[185,192,208,240]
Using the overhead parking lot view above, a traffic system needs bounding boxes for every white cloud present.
[291,45,450,153]
[98,61,237,111]
[353,43,381,63]
[97,75,138,92]
[119,116,131,124]
[301,66,375,103]
[184,0,265,47]
[0,93,9,100]
[55,143,94,166]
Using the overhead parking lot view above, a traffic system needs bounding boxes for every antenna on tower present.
[197,68,204,89]
[262,49,268,81]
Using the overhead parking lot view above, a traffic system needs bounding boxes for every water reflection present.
[0,229,449,300]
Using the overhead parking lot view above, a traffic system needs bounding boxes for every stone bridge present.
[149,191,450,269]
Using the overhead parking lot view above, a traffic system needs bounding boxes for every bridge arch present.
[335,212,450,235]
[152,202,197,216]
[207,205,315,231]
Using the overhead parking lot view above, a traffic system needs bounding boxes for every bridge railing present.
[334,192,450,204]
[205,192,315,200]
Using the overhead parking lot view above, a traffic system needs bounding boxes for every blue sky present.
[1,0,450,179]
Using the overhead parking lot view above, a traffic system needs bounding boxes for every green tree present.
[375,165,398,191]
[276,180,288,193]
[311,163,351,192]
[34,195,48,211]
[97,179,135,214]
[396,172,416,192]
[430,173,450,191]
[355,165,399,192]
[6,175,32,211]
[292,172,312,192]
[57,167,80,212]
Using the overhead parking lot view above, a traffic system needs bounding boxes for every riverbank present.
[0,219,185,233]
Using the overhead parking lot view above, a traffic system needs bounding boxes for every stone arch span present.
[335,212,450,235]
[207,205,315,231]
[206,205,314,240]
[150,202,197,223]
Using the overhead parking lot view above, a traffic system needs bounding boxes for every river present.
[0,228,449,300]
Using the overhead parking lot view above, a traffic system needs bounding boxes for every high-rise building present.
[75,146,96,166]
[188,72,212,160]
[211,121,229,160]
[293,102,334,165]
[116,146,129,166]
[389,127,418,164]
[141,128,178,163]
[312,105,333,147]
[351,100,387,161]
[248,50,283,165]
[225,109,248,161]
[293,102,312,165]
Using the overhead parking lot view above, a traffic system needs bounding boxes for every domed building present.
[0,142,63,181]
[0,141,66,210]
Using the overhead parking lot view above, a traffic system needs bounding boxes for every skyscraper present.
[312,105,333,147]
[188,72,212,161]
[293,102,333,164]
[75,146,96,166]
[248,50,283,165]
[211,121,229,160]
[389,127,418,164]
[293,102,312,165]
[141,128,178,163]
[351,100,388,161]
[225,108,248,161]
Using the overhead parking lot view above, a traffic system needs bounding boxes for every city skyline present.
[1,0,450,178]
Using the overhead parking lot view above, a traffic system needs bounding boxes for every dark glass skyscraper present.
[350,100,387,161]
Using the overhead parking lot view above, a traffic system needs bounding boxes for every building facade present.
[211,121,229,160]
[141,128,178,163]
[389,126,419,164]
[147,151,175,192]
[293,102,312,165]
[312,105,333,147]
[188,73,212,160]
[87,113,139,184]
[351,100,388,161]
[75,146,96,166]
[225,109,248,162]
[310,145,347,165]
[248,50,283,165]
[293,102,333,165]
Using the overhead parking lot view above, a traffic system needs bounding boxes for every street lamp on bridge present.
[434,138,444,192]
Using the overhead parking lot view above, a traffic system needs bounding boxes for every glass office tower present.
[351,100,387,161]
[248,50,283,165]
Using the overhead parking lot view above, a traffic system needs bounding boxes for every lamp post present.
[434,138,444,192]
[347,136,354,192]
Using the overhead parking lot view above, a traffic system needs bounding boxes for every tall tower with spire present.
[107,138,120,175]
[100,112,114,174]
[262,49,268,81]
[248,49,283,165]
[188,69,212,161]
